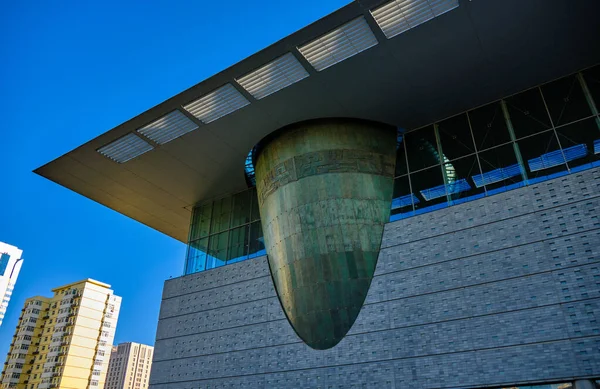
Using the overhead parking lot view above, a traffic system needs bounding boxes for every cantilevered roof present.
[35,0,600,243]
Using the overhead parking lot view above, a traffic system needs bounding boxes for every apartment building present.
[0,279,121,389]
[104,343,152,389]
[0,241,24,327]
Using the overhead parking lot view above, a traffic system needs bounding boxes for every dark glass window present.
[443,155,484,204]
[518,130,568,182]
[468,102,511,150]
[505,88,551,138]
[582,64,600,107]
[185,238,208,274]
[210,197,232,233]
[231,190,251,228]
[437,114,476,159]
[555,117,600,171]
[248,221,266,259]
[189,203,212,241]
[476,144,524,195]
[542,74,593,126]
[405,126,441,171]
[395,132,408,177]
[250,189,261,221]
[227,225,250,264]
[410,165,447,214]
[391,175,413,220]
[207,231,228,268]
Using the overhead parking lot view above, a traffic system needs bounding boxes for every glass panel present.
[437,113,476,159]
[582,64,600,106]
[505,88,551,138]
[395,131,408,177]
[227,225,250,264]
[405,125,441,171]
[390,175,414,221]
[189,203,212,241]
[207,231,228,269]
[410,165,447,214]
[469,101,511,150]
[556,117,600,172]
[541,74,593,126]
[248,221,266,259]
[185,238,208,274]
[210,196,232,234]
[443,155,485,204]
[518,130,568,183]
[476,144,524,195]
[250,189,261,221]
[231,190,251,228]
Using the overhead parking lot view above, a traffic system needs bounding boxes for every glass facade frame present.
[184,187,266,274]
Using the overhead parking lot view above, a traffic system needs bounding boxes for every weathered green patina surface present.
[255,119,396,349]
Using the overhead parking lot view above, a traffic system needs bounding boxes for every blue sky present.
[0,0,349,356]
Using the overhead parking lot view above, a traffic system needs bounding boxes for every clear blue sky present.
[0,0,349,356]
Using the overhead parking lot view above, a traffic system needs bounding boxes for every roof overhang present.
[35,0,600,243]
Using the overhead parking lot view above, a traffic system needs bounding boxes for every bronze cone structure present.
[254,119,396,349]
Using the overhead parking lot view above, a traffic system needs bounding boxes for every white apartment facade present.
[0,241,24,327]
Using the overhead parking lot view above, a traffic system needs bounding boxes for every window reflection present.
[556,117,600,171]
[505,87,551,138]
[210,197,232,234]
[410,165,447,214]
[518,130,568,183]
[476,144,524,195]
[469,102,511,150]
[405,125,441,171]
[189,203,211,241]
[582,64,600,105]
[437,113,476,159]
[395,131,408,177]
[443,155,484,204]
[391,175,413,221]
[541,74,592,126]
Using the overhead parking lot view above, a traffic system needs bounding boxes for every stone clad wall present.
[150,168,600,389]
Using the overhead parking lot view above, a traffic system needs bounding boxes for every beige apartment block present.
[104,343,152,389]
[0,279,121,389]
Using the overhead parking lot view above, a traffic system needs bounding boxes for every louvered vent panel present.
[183,84,250,124]
[136,110,198,145]
[298,17,378,72]
[371,0,459,39]
[97,133,154,163]
[236,53,309,99]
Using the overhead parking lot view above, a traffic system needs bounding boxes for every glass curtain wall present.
[392,65,600,221]
[185,188,265,274]
[186,64,600,274]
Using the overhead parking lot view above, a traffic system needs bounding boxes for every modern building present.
[104,343,153,389]
[0,242,24,327]
[34,0,600,388]
[0,279,121,389]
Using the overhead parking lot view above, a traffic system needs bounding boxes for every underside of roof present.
[35,0,600,243]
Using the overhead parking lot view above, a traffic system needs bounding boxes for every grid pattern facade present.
[151,166,600,389]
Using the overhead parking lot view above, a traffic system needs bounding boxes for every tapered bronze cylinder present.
[254,119,396,350]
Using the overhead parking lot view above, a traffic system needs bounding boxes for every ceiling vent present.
[136,110,198,145]
[371,0,459,39]
[298,16,378,72]
[97,133,154,163]
[236,53,309,99]
[183,84,250,124]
